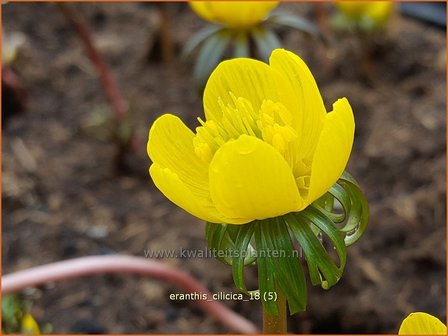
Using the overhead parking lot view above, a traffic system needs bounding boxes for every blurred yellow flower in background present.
[2,30,26,65]
[336,1,393,27]
[190,1,278,28]
[21,313,41,334]
[399,312,446,335]
[147,49,354,225]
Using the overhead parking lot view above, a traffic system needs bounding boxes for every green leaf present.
[314,172,369,246]
[287,209,346,289]
[314,192,334,211]
[233,31,250,58]
[304,207,347,273]
[205,172,367,316]
[193,30,231,91]
[337,172,369,246]
[232,223,256,294]
[224,223,242,242]
[251,27,282,62]
[271,218,308,314]
[259,218,307,314]
[205,222,232,265]
[268,12,321,37]
[2,295,21,323]
[330,12,358,32]
[254,221,278,315]
[313,192,345,223]
[324,183,351,224]
[182,24,222,58]
[206,221,256,268]
[286,213,329,286]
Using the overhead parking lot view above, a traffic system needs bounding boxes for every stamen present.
[296,175,310,198]
[257,100,298,163]
[193,95,309,189]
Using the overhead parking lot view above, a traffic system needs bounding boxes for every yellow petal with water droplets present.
[209,135,303,221]
[203,58,279,122]
[307,98,355,204]
[269,49,326,160]
[399,312,447,335]
[190,2,278,28]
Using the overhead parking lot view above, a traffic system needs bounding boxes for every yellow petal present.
[399,312,447,335]
[365,2,393,24]
[190,2,278,28]
[189,2,215,23]
[269,49,326,160]
[203,58,279,122]
[150,164,246,224]
[21,314,40,334]
[336,2,393,24]
[307,98,355,204]
[209,135,303,221]
[147,114,209,198]
[148,114,238,223]
[335,2,368,19]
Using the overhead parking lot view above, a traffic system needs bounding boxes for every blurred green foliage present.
[2,294,51,334]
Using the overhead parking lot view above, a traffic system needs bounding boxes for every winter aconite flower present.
[21,314,41,334]
[185,2,319,89]
[399,312,447,335]
[148,49,354,225]
[334,1,393,30]
[190,1,279,28]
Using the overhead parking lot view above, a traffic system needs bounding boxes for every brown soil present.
[2,2,446,334]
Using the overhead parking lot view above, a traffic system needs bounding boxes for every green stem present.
[262,289,287,334]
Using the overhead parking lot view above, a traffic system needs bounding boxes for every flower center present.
[193,93,311,197]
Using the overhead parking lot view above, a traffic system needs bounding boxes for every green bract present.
[205,172,369,315]
[184,4,320,89]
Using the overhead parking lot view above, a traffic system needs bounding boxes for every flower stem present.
[262,289,287,334]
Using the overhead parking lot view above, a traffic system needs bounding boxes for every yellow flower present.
[147,49,354,225]
[190,1,279,28]
[3,30,26,65]
[399,312,446,335]
[21,313,40,334]
[336,1,393,26]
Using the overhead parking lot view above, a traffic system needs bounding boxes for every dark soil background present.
[2,2,446,334]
